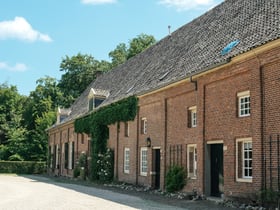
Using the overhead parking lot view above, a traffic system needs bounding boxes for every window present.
[88,97,105,111]
[141,118,147,134]
[140,147,148,176]
[188,106,197,128]
[187,144,197,178]
[236,138,252,182]
[238,91,250,117]
[124,122,129,137]
[124,148,130,174]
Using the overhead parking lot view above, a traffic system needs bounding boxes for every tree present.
[0,83,27,160]
[22,77,63,160]
[109,43,127,68]
[127,34,156,59]
[58,53,111,107]
[109,34,156,68]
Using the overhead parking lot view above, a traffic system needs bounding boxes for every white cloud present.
[0,62,28,72]
[158,0,217,11]
[81,0,117,5]
[0,17,52,42]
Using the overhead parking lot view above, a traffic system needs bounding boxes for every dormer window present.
[88,88,109,112]
[56,107,71,124]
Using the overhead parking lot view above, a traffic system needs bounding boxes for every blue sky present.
[0,0,223,96]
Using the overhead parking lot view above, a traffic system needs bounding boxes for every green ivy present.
[74,96,138,181]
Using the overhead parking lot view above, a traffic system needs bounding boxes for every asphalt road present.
[0,174,236,210]
[0,174,189,210]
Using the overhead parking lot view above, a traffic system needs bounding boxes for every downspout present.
[136,107,140,185]
[203,84,206,194]
[163,98,168,189]
[260,65,266,191]
[116,122,120,179]
[59,131,62,176]
[190,76,198,91]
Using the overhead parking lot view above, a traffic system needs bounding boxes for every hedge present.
[0,161,46,174]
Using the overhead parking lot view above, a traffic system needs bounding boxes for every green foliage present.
[58,53,111,107]
[109,34,156,68]
[8,154,24,161]
[166,165,187,193]
[127,34,156,59]
[0,161,46,174]
[73,153,88,180]
[260,188,280,206]
[22,77,59,161]
[96,148,114,182]
[109,43,128,68]
[0,83,30,160]
[75,96,138,181]
[73,167,80,178]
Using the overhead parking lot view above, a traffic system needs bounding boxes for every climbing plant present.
[74,96,138,181]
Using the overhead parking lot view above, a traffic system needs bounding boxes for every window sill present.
[236,177,252,183]
[188,176,197,180]
[140,173,147,176]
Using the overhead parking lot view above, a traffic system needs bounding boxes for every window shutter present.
[72,142,75,170]
[236,97,240,117]
[141,119,144,134]
[237,142,242,178]
[64,143,68,169]
[188,110,192,128]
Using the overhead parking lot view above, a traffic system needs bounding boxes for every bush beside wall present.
[0,161,46,174]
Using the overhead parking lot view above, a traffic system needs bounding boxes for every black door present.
[152,149,161,189]
[210,144,224,197]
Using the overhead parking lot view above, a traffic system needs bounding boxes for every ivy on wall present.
[74,96,138,181]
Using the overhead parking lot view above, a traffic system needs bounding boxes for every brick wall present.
[108,45,280,198]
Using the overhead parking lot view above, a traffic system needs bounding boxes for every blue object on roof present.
[221,40,240,55]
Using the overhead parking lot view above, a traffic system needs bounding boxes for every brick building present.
[48,0,280,198]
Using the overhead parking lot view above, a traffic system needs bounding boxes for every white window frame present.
[124,148,130,174]
[187,144,197,179]
[141,118,147,134]
[238,91,250,117]
[189,106,197,127]
[236,138,253,182]
[140,147,148,176]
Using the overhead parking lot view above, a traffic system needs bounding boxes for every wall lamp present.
[146,137,151,147]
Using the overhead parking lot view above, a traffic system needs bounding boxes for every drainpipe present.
[136,107,140,185]
[203,84,207,195]
[190,76,198,91]
[59,131,62,176]
[116,122,120,179]
[163,98,168,190]
[260,65,266,191]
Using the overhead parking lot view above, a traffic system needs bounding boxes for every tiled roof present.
[61,0,280,124]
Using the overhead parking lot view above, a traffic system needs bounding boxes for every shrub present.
[8,154,24,161]
[73,167,80,178]
[96,148,114,182]
[0,161,46,174]
[166,165,187,193]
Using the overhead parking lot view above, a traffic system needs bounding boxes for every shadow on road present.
[20,175,236,210]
